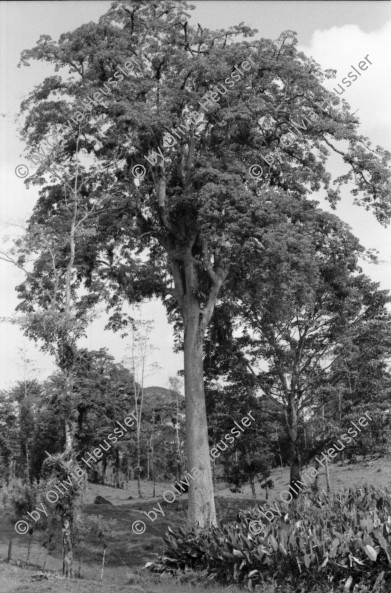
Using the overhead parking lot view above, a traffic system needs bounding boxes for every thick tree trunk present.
[170,244,227,528]
[184,304,216,527]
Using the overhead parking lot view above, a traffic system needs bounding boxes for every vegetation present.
[0,0,390,587]
[153,486,391,592]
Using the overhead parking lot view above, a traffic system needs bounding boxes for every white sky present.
[1,1,391,390]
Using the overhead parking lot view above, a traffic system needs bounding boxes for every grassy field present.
[1,455,390,592]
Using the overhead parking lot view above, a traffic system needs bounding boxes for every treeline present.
[3,204,391,495]
[0,350,185,493]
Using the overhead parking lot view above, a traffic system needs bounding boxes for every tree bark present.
[115,449,121,488]
[290,441,302,498]
[250,479,256,501]
[325,456,331,493]
[311,458,320,492]
[62,513,73,578]
[183,300,216,527]
[102,457,107,485]
[169,240,227,528]
[287,398,302,498]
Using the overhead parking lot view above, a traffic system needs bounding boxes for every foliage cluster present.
[151,486,391,592]
[1,478,39,529]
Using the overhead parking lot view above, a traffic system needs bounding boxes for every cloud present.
[301,20,391,149]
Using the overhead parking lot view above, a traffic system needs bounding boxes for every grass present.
[0,454,389,591]
[0,562,284,593]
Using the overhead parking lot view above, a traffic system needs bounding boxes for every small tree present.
[121,319,158,497]
[40,453,86,575]
[8,128,107,575]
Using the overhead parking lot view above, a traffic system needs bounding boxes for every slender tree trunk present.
[287,398,302,498]
[131,330,144,499]
[245,451,256,500]
[62,371,75,578]
[183,303,216,527]
[250,478,256,501]
[115,450,121,488]
[10,457,15,481]
[136,446,142,497]
[290,441,302,497]
[151,411,156,497]
[25,444,31,484]
[102,457,107,485]
[176,395,181,482]
[62,513,73,578]
[312,458,320,492]
[325,456,331,493]
[151,438,156,498]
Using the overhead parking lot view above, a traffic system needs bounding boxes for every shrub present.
[2,478,39,525]
[150,486,391,592]
[73,512,117,548]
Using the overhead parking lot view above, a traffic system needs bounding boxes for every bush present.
[150,486,391,592]
[73,512,117,548]
[1,479,39,525]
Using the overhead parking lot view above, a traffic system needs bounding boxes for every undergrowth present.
[149,486,391,592]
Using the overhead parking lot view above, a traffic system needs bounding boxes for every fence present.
[0,535,132,582]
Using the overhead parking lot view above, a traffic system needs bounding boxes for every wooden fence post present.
[43,546,48,570]
[100,545,107,581]
[26,533,32,563]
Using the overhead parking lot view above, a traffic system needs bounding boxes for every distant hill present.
[142,386,185,425]
[143,386,180,403]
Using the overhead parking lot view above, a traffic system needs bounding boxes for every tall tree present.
[12,136,101,575]
[18,0,391,525]
[204,199,391,493]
